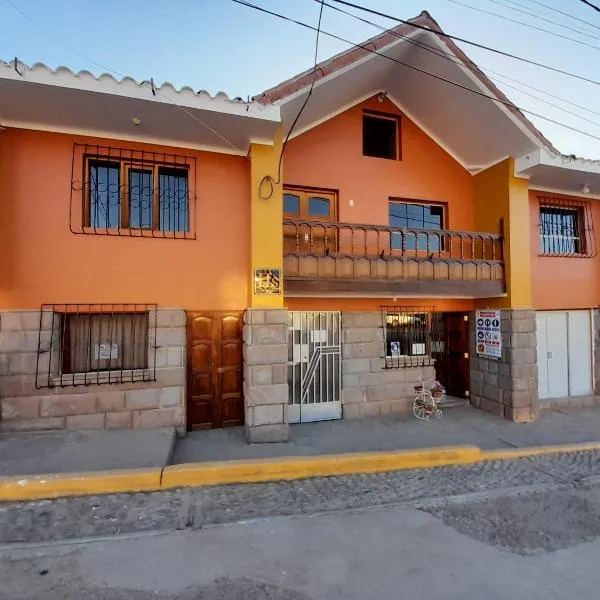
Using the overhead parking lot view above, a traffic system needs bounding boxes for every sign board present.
[95,343,119,360]
[475,310,502,359]
[254,268,281,296]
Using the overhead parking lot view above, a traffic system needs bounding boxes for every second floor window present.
[389,201,445,251]
[88,160,189,232]
[539,205,583,255]
[363,111,400,160]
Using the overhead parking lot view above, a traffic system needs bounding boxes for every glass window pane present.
[129,169,153,229]
[424,206,443,229]
[89,161,120,228]
[540,206,580,254]
[159,168,189,232]
[284,194,300,215]
[308,197,330,217]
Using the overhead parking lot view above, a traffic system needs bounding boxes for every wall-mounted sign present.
[254,268,281,296]
[95,343,119,360]
[476,309,501,359]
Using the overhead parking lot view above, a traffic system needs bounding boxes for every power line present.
[485,0,600,39]
[580,0,600,13]
[260,0,325,199]
[232,0,600,144]
[523,0,600,31]
[321,0,600,125]
[2,0,239,150]
[445,0,600,51]
[326,0,600,86]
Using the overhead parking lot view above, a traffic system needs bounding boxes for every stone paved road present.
[3,450,600,544]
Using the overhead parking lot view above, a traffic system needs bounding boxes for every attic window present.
[362,111,399,160]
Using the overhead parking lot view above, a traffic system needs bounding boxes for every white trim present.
[431,34,549,153]
[385,92,470,170]
[469,155,511,174]
[1,120,250,156]
[529,185,600,201]
[286,89,383,141]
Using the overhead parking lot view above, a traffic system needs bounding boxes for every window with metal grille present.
[389,200,445,251]
[71,144,195,238]
[35,304,157,388]
[381,306,440,368]
[538,196,595,257]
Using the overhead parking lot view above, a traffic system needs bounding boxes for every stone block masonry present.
[0,308,186,435]
[341,312,434,419]
[243,309,289,443]
[469,309,538,422]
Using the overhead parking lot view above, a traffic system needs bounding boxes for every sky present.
[1,0,599,158]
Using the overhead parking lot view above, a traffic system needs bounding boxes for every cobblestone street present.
[4,452,600,599]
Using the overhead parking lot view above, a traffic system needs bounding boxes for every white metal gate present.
[287,311,342,423]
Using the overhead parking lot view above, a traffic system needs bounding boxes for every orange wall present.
[282,95,476,312]
[286,297,475,312]
[0,129,250,310]
[283,95,474,230]
[530,190,600,310]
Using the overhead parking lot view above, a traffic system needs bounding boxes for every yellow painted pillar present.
[473,158,532,309]
[248,130,284,308]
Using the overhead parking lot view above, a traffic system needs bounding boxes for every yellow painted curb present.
[0,468,162,502]
[160,445,483,489]
[481,441,600,462]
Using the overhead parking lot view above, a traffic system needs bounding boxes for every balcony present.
[283,219,505,297]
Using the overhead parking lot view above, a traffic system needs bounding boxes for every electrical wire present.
[232,0,600,144]
[325,0,600,86]
[524,0,600,32]
[580,0,600,13]
[485,0,600,39]
[444,0,600,51]
[259,0,325,199]
[2,0,239,150]
[322,0,600,123]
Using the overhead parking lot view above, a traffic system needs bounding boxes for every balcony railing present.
[283,219,505,297]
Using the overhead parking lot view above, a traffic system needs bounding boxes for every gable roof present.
[257,10,558,169]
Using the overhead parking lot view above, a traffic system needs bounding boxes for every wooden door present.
[187,311,243,430]
[434,313,470,399]
[283,187,337,254]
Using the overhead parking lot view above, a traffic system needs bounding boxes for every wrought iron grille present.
[538,195,595,257]
[35,303,158,388]
[381,306,441,369]
[70,144,196,238]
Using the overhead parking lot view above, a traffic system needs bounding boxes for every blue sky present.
[1,0,599,158]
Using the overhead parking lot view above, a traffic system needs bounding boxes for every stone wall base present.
[341,311,435,419]
[243,309,289,443]
[470,309,539,423]
[0,308,186,435]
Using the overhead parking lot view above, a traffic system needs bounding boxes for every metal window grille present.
[381,305,441,369]
[70,144,196,238]
[35,304,158,388]
[538,196,596,257]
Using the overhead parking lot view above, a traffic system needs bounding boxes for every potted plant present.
[431,381,446,400]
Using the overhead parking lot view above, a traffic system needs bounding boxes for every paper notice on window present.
[95,343,119,360]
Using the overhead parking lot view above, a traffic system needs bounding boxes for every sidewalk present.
[172,405,600,464]
[0,427,175,476]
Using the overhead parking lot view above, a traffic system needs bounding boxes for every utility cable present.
[322,0,600,124]
[3,0,239,150]
[524,0,600,32]
[259,0,325,199]
[580,0,600,13]
[444,0,600,51]
[485,0,600,39]
[325,0,600,86]
[232,0,600,144]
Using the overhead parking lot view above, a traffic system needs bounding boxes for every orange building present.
[1,11,599,441]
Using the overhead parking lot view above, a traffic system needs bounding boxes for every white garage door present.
[536,310,592,400]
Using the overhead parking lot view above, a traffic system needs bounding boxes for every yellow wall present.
[249,131,284,308]
[474,158,532,309]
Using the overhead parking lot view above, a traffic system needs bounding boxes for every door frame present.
[186,310,244,430]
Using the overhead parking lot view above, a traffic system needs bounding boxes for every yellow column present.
[248,130,284,308]
[473,158,532,309]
